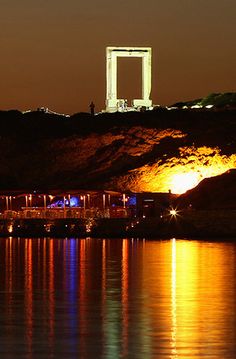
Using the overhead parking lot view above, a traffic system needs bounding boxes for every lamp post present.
[122,194,126,208]
[6,196,9,211]
[42,195,47,219]
[43,195,47,210]
[29,194,32,207]
[103,194,106,210]
[87,194,90,208]
[63,196,66,219]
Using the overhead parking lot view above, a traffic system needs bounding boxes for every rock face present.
[177,169,236,210]
[0,107,235,192]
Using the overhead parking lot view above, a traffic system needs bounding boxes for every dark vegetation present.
[172,92,236,108]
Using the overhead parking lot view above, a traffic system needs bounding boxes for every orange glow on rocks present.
[171,172,199,194]
[120,146,236,194]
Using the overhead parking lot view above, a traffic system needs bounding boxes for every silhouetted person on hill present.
[89,101,95,115]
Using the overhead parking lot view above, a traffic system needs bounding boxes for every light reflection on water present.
[0,237,236,358]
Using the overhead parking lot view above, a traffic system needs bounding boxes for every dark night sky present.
[0,0,235,113]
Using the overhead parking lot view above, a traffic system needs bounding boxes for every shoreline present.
[1,210,236,239]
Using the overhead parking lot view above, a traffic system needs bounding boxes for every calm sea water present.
[0,237,236,359]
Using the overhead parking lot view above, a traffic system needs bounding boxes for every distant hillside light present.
[170,209,177,216]
[106,46,152,112]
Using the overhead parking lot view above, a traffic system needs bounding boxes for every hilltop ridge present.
[0,94,235,192]
[172,92,236,109]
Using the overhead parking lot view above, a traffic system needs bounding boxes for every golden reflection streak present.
[25,239,33,358]
[79,239,86,358]
[9,237,13,293]
[49,239,55,344]
[175,241,199,350]
[102,239,107,356]
[102,239,106,301]
[9,237,13,306]
[41,238,49,338]
[171,238,178,358]
[171,241,236,357]
[5,238,13,340]
[43,238,47,302]
[37,239,41,285]
[121,239,129,357]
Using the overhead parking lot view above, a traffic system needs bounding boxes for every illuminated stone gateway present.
[106,46,152,112]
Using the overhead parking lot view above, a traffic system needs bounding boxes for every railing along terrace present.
[0,207,133,220]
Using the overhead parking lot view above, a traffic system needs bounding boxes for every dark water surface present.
[0,237,236,358]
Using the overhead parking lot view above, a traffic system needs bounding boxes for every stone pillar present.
[142,50,152,103]
[106,49,118,110]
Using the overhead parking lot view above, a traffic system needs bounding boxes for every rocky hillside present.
[176,169,236,210]
[0,105,235,192]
